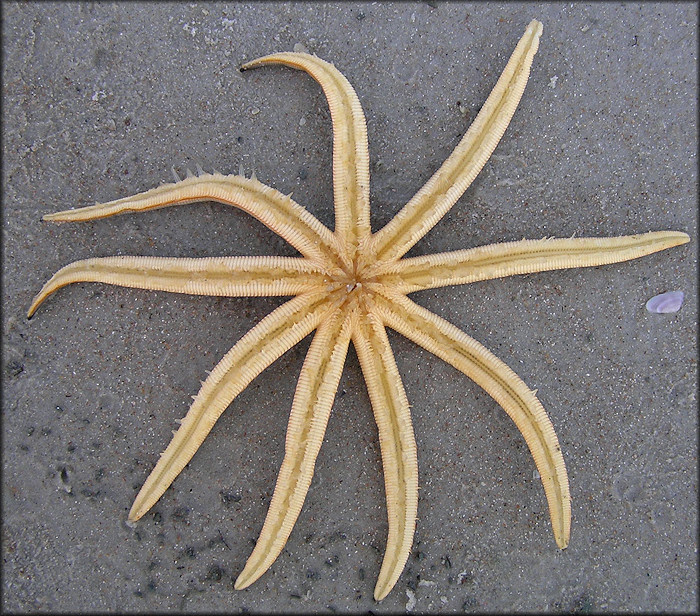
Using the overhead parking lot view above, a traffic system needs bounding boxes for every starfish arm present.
[42,173,347,268]
[241,53,371,252]
[235,306,354,591]
[374,291,571,549]
[128,291,332,521]
[352,311,418,601]
[27,255,330,317]
[375,231,691,293]
[369,20,543,262]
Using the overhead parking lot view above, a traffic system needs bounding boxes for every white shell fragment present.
[645,290,684,314]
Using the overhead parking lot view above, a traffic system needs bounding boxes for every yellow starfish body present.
[28,20,689,601]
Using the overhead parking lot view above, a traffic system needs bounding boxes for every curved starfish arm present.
[374,231,691,293]
[42,173,347,269]
[375,291,571,549]
[235,306,354,590]
[241,53,371,253]
[370,20,543,262]
[28,255,331,318]
[128,291,332,521]
[353,311,418,601]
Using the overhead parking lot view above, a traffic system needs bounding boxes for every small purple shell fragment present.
[645,291,684,314]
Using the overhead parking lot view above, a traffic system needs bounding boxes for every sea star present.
[28,20,689,600]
